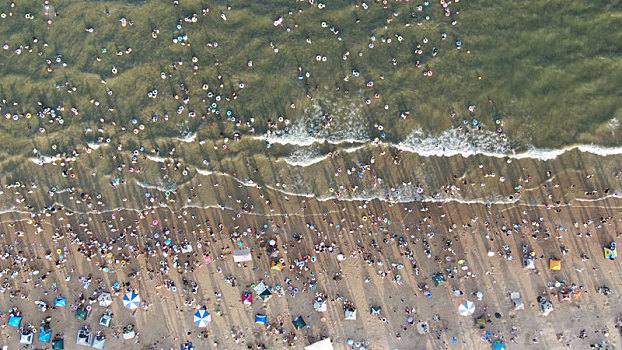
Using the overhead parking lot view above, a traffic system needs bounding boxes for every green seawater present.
[0,0,621,210]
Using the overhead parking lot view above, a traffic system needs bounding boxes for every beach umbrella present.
[193,310,211,327]
[458,300,476,316]
[54,297,66,307]
[122,291,140,310]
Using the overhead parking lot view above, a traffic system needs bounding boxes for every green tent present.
[432,272,446,287]
[475,314,488,329]
[293,316,306,329]
[75,308,88,320]
[52,338,64,350]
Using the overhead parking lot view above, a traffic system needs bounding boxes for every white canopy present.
[233,248,252,262]
[122,330,136,340]
[92,337,106,349]
[523,256,535,269]
[20,332,33,345]
[345,309,357,320]
[304,338,334,350]
[314,300,327,312]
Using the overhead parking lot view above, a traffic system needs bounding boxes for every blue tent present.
[54,297,66,307]
[492,340,506,350]
[180,342,194,350]
[39,326,52,343]
[8,315,21,327]
[255,314,267,324]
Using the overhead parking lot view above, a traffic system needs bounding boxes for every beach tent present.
[345,309,357,320]
[20,332,33,345]
[242,291,253,305]
[98,292,113,307]
[122,291,140,310]
[604,242,617,260]
[8,315,21,327]
[293,316,307,329]
[99,314,112,327]
[193,310,211,327]
[370,306,382,316]
[304,338,335,350]
[255,314,267,325]
[492,340,506,350]
[253,282,272,301]
[75,308,88,320]
[510,292,524,310]
[39,325,52,343]
[549,258,561,271]
[92,336,106,349]
[76,329,93,346]
[458,300,476,316]
[538,297,553,316]
[522,256,535,270]
[271,260,284,271]
[180,342,194,350]
[432,272,446,286]
[314,299,327,312]
[233,248,252,263]
[259,288,272,301]
[181,242,193,254]
[54,297,67,307]
[122,330,136,340]
[475,315,488,329]
[52,339,64,350]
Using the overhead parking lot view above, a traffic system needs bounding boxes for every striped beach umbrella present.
[458,300,476,316]
[194,310,211,327]
[122,291,140,310]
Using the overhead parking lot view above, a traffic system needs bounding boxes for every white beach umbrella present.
[458,300,476,316]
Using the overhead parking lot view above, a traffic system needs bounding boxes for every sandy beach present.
[0,145,621,350]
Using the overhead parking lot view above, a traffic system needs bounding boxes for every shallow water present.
[0,0,621,212]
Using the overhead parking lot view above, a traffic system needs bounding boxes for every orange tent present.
[549,258,561,271]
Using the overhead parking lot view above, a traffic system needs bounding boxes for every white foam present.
[87,142,102,150]
[395,128,511,159]
[177,132,197,143]
[136,181,173,192]
[255,101,370,147]
[195,168,213,176]
[146,155,167,163]
[30,156,59,165]
[395,128,622,161]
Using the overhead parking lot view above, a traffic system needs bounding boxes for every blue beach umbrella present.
[122,291,140,310]
[193,310,211,327]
